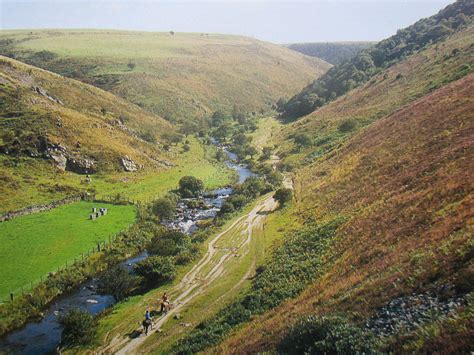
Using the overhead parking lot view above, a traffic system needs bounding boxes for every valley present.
[0,0,473,353]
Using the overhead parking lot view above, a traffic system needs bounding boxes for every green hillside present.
[286,42,375,65]
[0,30,331,124]
[280,0,473,119]
[0,56,234,212]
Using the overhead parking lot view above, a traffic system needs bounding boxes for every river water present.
[0,144,252,354]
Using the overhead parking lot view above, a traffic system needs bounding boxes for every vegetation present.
[178,176,204,197]
[59,309,98,346]
[0,30,330,124]
[97,265,141,301]
[133,256,177,286]
[173,218,344,353]
[278,315,379,354]
[0,201,135,300]
[151,197,176,221]
[280,1,474,119]
[274,187,293,207]
[286,41,374,65]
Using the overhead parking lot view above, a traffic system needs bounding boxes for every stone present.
[66,157,96,174]
[121,155,138,172]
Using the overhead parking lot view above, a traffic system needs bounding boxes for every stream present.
[0,143,252,354]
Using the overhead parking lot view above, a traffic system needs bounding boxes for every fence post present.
[10,293,13,301]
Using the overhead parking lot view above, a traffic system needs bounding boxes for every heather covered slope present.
[215,72,474,353]
[276,24,473,168]
[0,30,330,124]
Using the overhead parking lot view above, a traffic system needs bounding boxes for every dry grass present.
[215,72,474,353]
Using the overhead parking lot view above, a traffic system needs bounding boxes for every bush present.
[148,229,191,257]
[133,256,176,285]
[97,265,140,301]
[338,118,357,132]
[278,315,379,354]
[266,171,283,188]
[178,176,204,197]
[294,133,312,147]
[58,309,97,346]
[152,198,176,221]
[274,188,293,206]
[219,201,235,215]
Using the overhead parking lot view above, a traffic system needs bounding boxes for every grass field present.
[0,201,136,300]
[0,29,330,123]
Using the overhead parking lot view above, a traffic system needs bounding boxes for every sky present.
[0,0,454,43]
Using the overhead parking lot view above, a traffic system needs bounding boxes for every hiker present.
[142,309,153,335]
[160,292,171,314]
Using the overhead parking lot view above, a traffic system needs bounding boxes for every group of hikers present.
[142,292,172,335]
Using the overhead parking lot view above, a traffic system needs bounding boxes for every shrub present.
[178,176,204,197]
[58,309,97,346]
[148,230,191,257]
[266,171,283,188]
[133,256,176,285]
[152,198,176,221]
[97,265,140,301]
[219,201,235,215]
[338,118,357,132]
[274,188,293,206]
[294,133,312,147]
[278,315,379,354]
[139,131,156,144]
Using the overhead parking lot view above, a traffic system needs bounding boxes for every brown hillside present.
[216,73,474,352]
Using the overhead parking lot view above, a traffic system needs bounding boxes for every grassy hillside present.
[286,42,375,65]
[216,72,474,353]
[0,30,331,124]
[280,0,473,119]
[0,56,235,212]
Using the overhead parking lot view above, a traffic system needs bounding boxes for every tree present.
[133,256,177,285]
[294,133,312,147]
[261,146,273,160]
[233,133,249,146]
[152,198,176,221]
[266,171,283,188]
[211,110,228,127]
[97,265,140,301]
[215,149,227,162]
[58,309,97,346]
[243,145,258,159]
[232,105,247,125]
[178,176,204,197]
[219,201,235,215]
[274,188,293,206]
[148,229,191,257]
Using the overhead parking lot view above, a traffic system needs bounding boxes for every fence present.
[1,222,135,304]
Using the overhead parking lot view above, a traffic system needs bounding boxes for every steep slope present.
[277,24,473,167]
[0,31,331,124]
[0,56,232,213]
[280,0,473,119]
[286,42,375,65]
[215,72,474,353]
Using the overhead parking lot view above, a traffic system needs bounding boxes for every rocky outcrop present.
[121,155,138,172]
[66,157,96,174]
[31,86,64,105]
[47,144,68,170]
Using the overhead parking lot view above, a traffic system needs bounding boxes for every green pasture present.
[0,201,136,300]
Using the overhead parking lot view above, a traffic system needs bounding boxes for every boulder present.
[121,155,138,172]
[66,157,96,174]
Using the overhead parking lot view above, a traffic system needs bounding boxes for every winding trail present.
[104,193,279,354]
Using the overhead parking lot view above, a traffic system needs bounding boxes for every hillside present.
[280,0,473,119]
[286,42,374,65]
[168,7,474,353]
[0,30,331,125]
[0,56,233,212]
[215,71,474,354]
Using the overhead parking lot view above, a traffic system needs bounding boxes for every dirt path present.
[105,194,279,354]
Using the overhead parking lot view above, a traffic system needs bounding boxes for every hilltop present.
[0,30,331,125]
[285,41,375,65]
